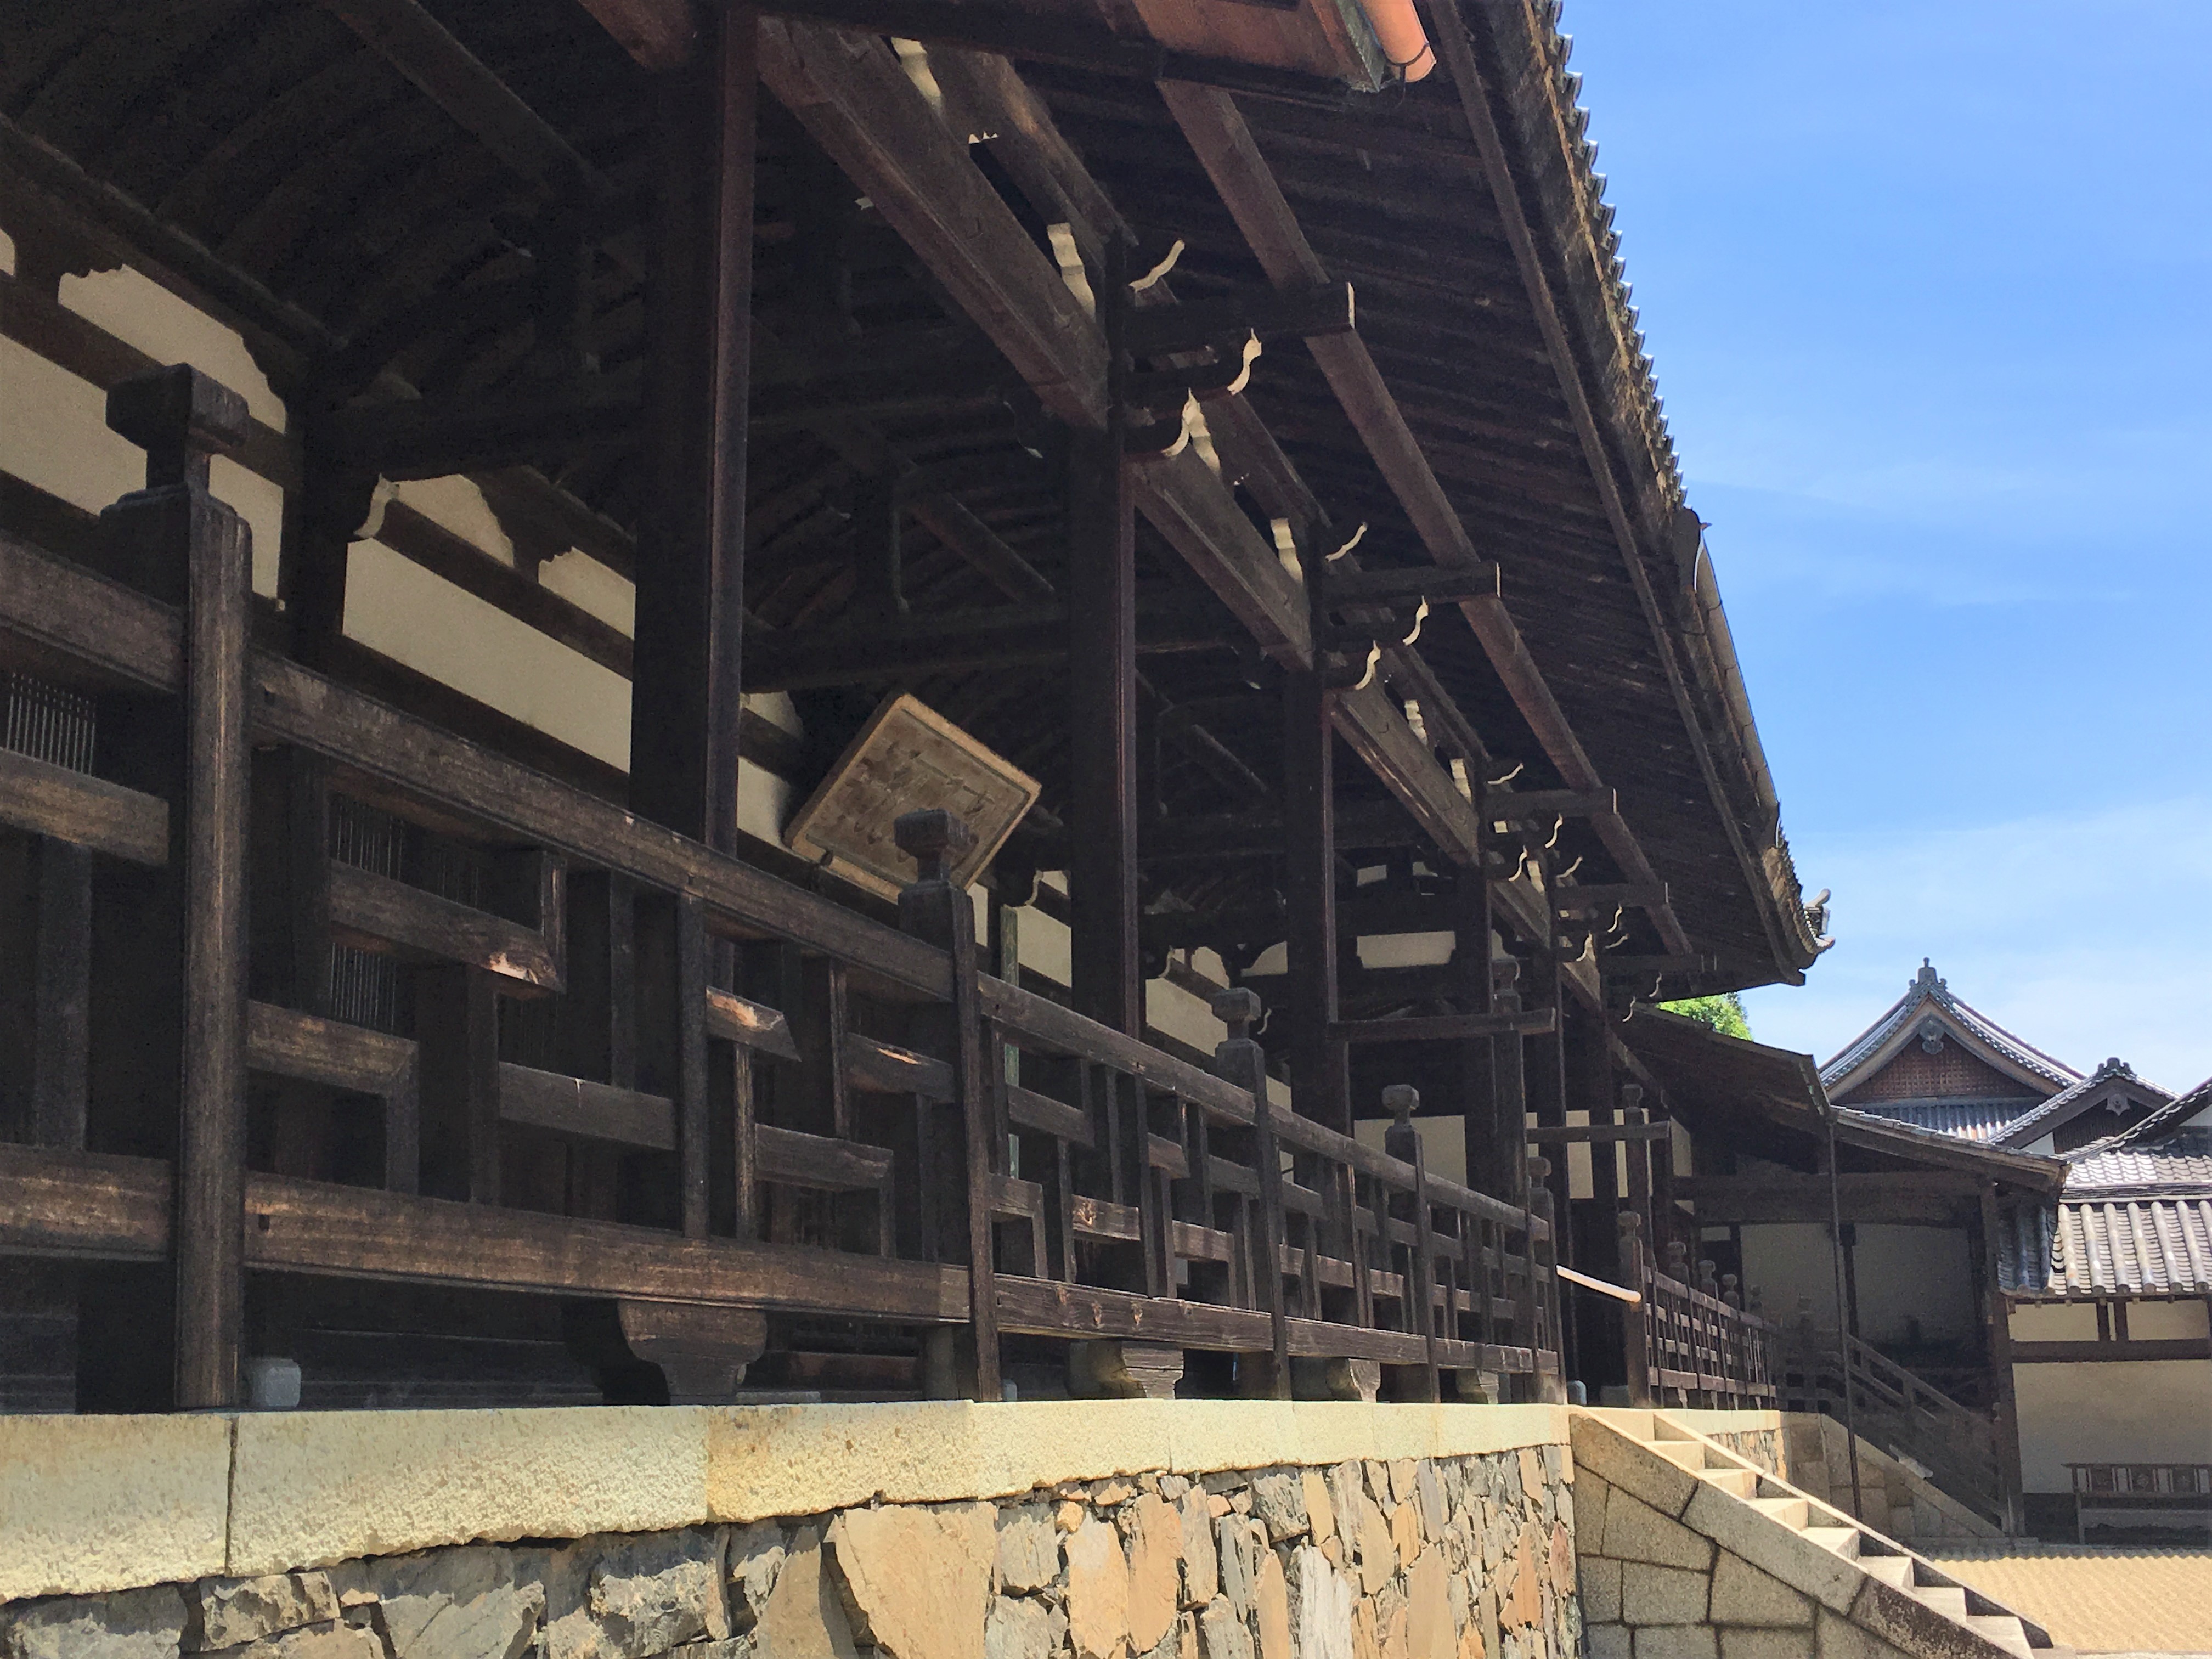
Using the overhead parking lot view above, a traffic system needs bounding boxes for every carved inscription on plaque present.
[783,692,1041,900]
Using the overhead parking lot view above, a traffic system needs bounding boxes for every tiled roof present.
[2067,1074,2212,1161]
[1988,1059,2173,1152]
[1820,962,2081,1094]
[1845,1097,2036,1143]
[2001,1127,2212,1297]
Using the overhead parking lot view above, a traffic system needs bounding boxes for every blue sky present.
[1558,2,2212,1085]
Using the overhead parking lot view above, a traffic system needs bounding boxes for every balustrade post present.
[1385,1086,1441,1402]
[1527,1153,1567,1403]
[1211,989,1290,1397]
[895,810,1000,1400]
[1617,1209,1651,1406]
[104,364,252,1410]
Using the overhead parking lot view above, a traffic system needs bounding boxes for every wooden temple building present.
[0,0,1835,1418]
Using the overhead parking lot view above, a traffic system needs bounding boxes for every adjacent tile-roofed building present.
[1821,962,2081,1105]
[1990,1059,2175,1155]
[2002,1108,2212,1300]
[1844,1097,2030,1144]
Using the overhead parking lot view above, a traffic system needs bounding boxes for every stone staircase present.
[1571,1409,2069,1659]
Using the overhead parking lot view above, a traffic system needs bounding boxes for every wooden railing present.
[1777,1322,2008,1529]
[0,363,1572,1407]
[1617,1212,1778,1408]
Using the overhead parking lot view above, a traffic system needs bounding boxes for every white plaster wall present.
[344,539,633,770]
[1850,1223,1976,1344]
[1353,1112,1468,1187]
[1737,1222,1975,1344]
[2128,1299,2211,1339]
[2012,1359,2212,1491]
[2011,1302,2097,1341]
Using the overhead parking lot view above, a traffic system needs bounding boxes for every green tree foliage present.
[1660,992,1751,1040]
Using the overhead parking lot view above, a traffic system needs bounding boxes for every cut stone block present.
[1602,1491,1714,1572]
[1680,1487,1857,1616]
[1571,1421,1699,1520]
[353,1545,545,1659]
[1620,1562,1709,1627]
[1579,1558,1623,1624]
[0,1583,189,1659]
[1634,1627,1718,1659]
[1720,1632,1815,1659]
[1708,1553,1814,1630]
[195,1572,341,1649]
[1589,1623,1633,1659]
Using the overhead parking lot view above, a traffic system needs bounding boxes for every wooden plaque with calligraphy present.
[783,692,1042,900]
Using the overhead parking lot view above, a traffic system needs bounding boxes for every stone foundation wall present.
[0,1405,1579,1659]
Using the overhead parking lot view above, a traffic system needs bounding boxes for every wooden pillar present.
[1452,830,1509,1200]
[104,365,253,1410]
[1066,417,1139,1034]
[629,8,756,853]
[1213,988,1290,1397]
[1283,668,1346,1131]
[896,810,1000,1400]
[27,839,92,1149]
[1977,1184,2027,1532]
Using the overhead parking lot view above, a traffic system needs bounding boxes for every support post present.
[28,840,92,1149]
[1283,668,1346,1131]
[1528,1154,1566,1402]
[1211,988,1290,1396]
[1065,421,1138,1032]
[1617,1209,1651,1406]
[1978,1183,2027,1533]
[104,365,253,1410]
[896,810,1000,1401]
[629,8,755,851]
[1385,1084,1442,1402]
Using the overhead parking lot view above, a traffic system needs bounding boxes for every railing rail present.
[0,364,1583,1406]
[1617,1210,1778,1408]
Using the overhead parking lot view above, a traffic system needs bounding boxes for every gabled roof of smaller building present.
[1988,1058,2174,1151]
[1843,1097,2033,1143]
[2000,1085,2212,1297]
[1820,961,2083,1101]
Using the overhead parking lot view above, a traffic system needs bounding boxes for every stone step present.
[1700,1468,1760,1498]
[1801,1525,1863,1558]
[1855,1553,1914,1588]
[1966,1615,2033,1659]
[1914,1585,1971,1622]
[1650,1441,1712,1471]
[1746,1496,1811,1529]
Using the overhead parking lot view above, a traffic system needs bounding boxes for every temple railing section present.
[1617,1211,1779,1409]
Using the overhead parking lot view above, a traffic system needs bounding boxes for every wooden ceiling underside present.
[0,0,1818,990]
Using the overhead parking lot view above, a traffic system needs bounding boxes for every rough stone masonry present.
[0,1448,1577,1659]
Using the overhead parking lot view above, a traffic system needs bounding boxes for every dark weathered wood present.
[246,1000,420,1192]
[326,860,562,991]
[28,839,91,1149]
[1156,78,1692,959]
[1677,1172,1980,1226]
[843,1031,954,1102]
[0,741,169,865]
[1553,883,1668,917]
[498,1062,675,1149]
[320,0,609,205]
[415,964,501,1203]
[742,599,1233,690]
[757,1121,894,1192]
[896,811,1000,1397]
[1121,281,1355,355]
[1282,668,1346,1132]
[980,977,1255,1124]
[703,985,801,1060]
[630,8,754,855]
[1980,1184,2027,1531]
[1330,1009,1558,1045]
[101,365,252,1412]
[674,895,710,1237]
[2012,1338,2212,1363]
[1066,415,1141,1035]
[1316,561,1499,610]
[0,1142,168,1260]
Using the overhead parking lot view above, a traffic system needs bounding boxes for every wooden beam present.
[2011,1338,2212,1364]
[740,598,1236,691]
[0,746,168,866]
[631,10,756,856]
[1331,1009,1558,1045]
[1488,789,1616,827]
[321,0,612,205]
[1677,1172,1980,1226]
[1554,883,1668,917]
[326,860,563,991]
[1122,281,1355,355]
[1283,670,1345,1132]
[1155,81,1693,959]
[320,382,641,482]
[1526,1121,1671,1144]
[1317,561,1500,610]
[1066,410,1140,1035]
